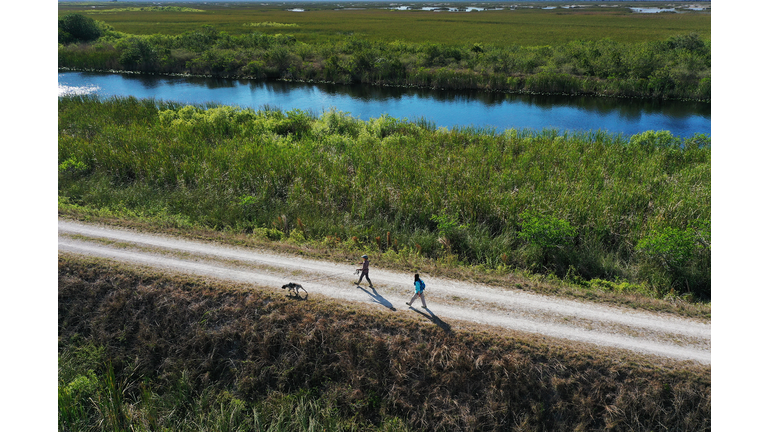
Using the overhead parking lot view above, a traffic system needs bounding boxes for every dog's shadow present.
[357,285,396,311]
[411,307,452,333]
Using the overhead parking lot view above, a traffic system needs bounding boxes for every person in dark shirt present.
[356,255,372,286]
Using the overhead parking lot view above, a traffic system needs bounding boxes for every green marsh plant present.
[59,96,711,298]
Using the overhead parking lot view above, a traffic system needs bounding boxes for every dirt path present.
[58,219,711,364]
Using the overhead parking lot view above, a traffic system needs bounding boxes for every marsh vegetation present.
[59,96,710,300]
[58,4,710,100]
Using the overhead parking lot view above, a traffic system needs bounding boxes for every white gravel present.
[59,219,711,364]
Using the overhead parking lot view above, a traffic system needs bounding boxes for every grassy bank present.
[58,255,711,431]
[58,7,710,100]
[58,96,710,302]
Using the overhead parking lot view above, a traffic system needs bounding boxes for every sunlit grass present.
[58,96,710,298]
[59,3,710,46]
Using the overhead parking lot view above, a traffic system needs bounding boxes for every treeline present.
[59,96,710,298]
[58,14,711,100]
[58,256,711,431]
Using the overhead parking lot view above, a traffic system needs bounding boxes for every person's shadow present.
[357,285,396,311]
[410,307,452,333]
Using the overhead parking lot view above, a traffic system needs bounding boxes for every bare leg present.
[407,292,420,306]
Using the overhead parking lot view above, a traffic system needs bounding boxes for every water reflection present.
[122,73,240,90]
[58,71,710,137]
[518,94,710,121]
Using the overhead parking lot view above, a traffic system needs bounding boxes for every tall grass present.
[59,96,710,298]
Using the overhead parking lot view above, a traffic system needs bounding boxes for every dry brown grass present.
[59,253,710,431]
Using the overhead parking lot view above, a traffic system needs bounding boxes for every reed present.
[58,96,710,298]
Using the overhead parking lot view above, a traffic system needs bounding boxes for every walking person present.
[406,273,427,308]
[355,255,372,286]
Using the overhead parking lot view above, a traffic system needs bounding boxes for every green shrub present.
[253,227,284,241]
[58,372,99,427]
[629,130,680,148]
[517,211,577,272]
[518,211,576,251]
[637,221,710,296]
[638,227,697,270]
[59,156,89,179]
[59,13,103,44]
[117,37,161,70]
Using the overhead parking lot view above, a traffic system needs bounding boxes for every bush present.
[518,211,576,251]
[59,14,103,44]
[517,211,577,272]
[629,130,680,149]
[59,156,90,179]
[117,37,161,70]
[662,33,708,55]
[638,227,696,269]
[637,221,710,297]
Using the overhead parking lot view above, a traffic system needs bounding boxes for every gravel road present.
[58,219,711,364]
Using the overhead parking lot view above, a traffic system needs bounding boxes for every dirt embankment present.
[59,252,711,431]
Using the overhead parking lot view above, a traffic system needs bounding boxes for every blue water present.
[59,71,711,138]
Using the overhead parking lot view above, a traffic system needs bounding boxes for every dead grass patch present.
[59,254,710,431]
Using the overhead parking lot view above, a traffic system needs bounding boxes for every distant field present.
[58,2,711,46]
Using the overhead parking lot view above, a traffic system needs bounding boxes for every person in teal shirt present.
[406,273,427,308]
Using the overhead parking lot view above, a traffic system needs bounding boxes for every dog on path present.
[281,282,307,299]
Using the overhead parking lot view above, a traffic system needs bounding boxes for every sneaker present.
[421,306,427,309]
[406,302,411,306]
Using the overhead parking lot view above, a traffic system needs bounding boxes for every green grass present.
[58,96,711,301]
[58,255,711,431]
[59,2,710,46]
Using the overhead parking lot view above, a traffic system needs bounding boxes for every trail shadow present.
[411,307,452,333]
[357,285,396,311]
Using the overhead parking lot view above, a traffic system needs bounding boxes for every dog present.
[281,282,307,299]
